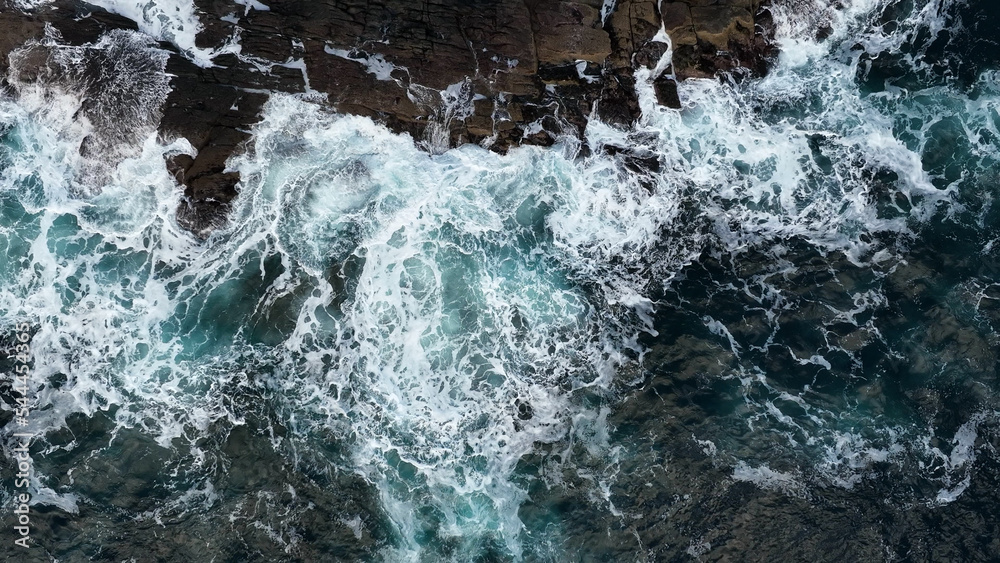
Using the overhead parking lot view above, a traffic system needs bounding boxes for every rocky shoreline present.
[1,0,775,235]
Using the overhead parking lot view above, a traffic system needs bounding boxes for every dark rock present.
[653,74,682,109]
[0,18,45,84]
[602,141,663,192]
[157,52,270,234]
[1,0,779,235]
[661,0,775,79]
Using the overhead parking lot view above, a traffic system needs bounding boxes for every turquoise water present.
[3,0,1000,560]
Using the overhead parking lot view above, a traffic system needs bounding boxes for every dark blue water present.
[3,0,1000,561]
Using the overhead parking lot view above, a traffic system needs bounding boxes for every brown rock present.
[533,1,611,65]
[1,0,778,236]
[661,0,773,79]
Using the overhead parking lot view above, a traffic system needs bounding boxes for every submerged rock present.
[0,0,776,235]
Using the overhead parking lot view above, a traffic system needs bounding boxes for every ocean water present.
[2,0,1000,561]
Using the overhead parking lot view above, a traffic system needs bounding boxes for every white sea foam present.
[1,83,664,556]
[221,95,669,557]
[732,461,810,498]
[7,28,172,188]
[84,0,241,66]
[234,0,269,14]
[324,46,403,82]
[647,0,998,505]
[600,0,618,25]
[632,0,979,272]
[1,0,997,557]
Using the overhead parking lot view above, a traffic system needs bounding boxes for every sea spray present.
[1,0,1000,560]
[622,0,1000,511]
[2,85,665,557]
[223,98,672,558]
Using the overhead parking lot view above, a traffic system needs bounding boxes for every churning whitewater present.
[3,0,1000,560]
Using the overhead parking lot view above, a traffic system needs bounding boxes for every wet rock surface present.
[662,0,775,79]
[0,0,773,232]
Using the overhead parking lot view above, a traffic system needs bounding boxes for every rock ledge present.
[0,0,775,234]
